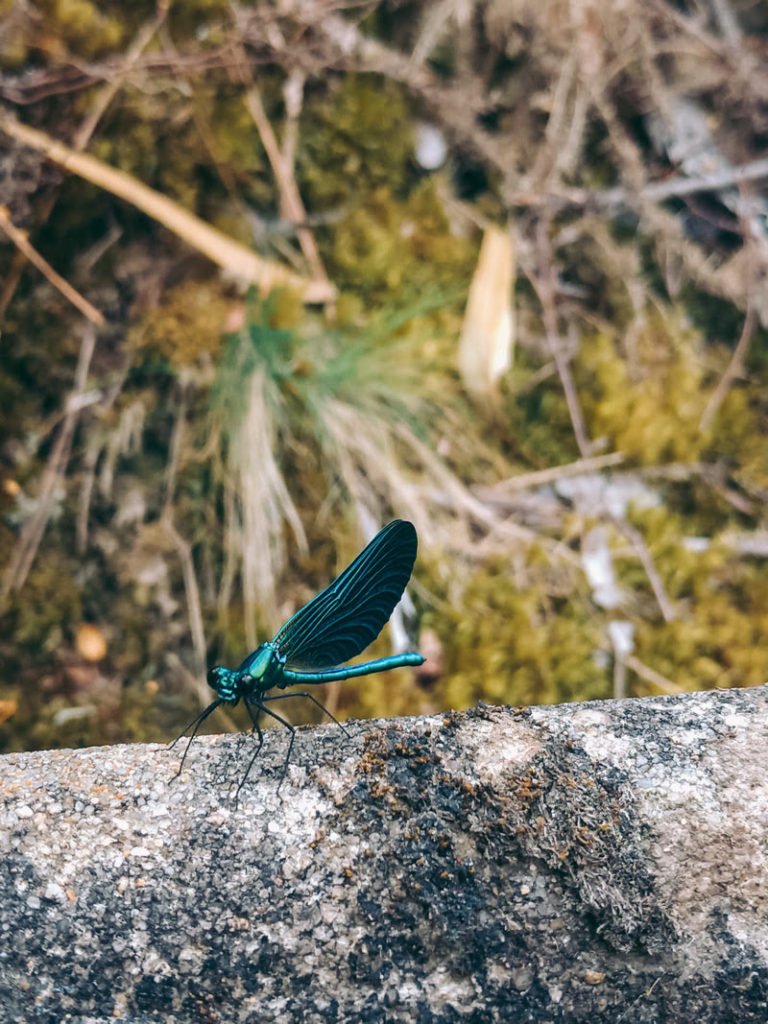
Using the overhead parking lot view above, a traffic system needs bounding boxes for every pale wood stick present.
[0,206,105,325]
[0,116,334,303]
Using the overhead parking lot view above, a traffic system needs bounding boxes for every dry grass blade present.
[99,400,146,499]
[226,370,306,645]
[76,356,131,552]
[317,399,548,560]
[1,325,97,599]
[531,220,592,457]
[162,518,208,704]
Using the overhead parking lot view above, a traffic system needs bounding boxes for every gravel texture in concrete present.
[2,687,768,1022]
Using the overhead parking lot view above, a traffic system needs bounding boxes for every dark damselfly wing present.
[271,520,418,669]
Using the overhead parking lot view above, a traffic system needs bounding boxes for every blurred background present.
[1,0,768,754]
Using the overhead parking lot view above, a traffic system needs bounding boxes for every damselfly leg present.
[262,691,352,738]
[169,699,223,781]
[234,700,296,801]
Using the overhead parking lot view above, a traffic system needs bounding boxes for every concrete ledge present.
[2,687,768,1022]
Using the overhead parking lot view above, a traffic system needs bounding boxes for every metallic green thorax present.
[207,642,285,703]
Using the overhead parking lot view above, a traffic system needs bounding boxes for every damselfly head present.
[207,665,239,703]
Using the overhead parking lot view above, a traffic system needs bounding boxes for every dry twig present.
[236,62,331,293]
[0,116,334,303]
[530,219,593,458]
[0,206,105,325]
[612,519,677,624]
[0,4,170,321]
[624,653,685,695]
[487,452,625,494]
[700,302,757,433]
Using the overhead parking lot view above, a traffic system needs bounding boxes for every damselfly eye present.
[206,666,221,688]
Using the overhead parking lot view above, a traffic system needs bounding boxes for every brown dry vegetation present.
[1,0,768,754]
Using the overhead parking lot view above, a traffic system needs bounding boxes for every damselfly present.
[171,520,423,797]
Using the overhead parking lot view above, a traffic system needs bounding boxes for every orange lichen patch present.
[0,699,17,724]
[584,970,607,985]
[75,623,107,662]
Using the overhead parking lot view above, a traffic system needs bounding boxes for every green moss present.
[167,0,229,39]
[612,505,768,694]
[328,182,475,302]
[430,558,608,710]
[505,373,581,466]
[5,4,768,757]
[621,507,723,602]
[579,317,707,463]
[130,279,231,367]
[3,548,82,654]
[299,75,414,209]
[43,0,126,56]
[0,17,28,67]
[704,385,768,493]
[636,562,768,692]
[193,86,275,210]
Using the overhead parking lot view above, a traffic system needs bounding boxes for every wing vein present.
[271,520,417,669]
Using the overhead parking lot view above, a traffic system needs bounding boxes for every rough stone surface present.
[1,687,768,1022]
